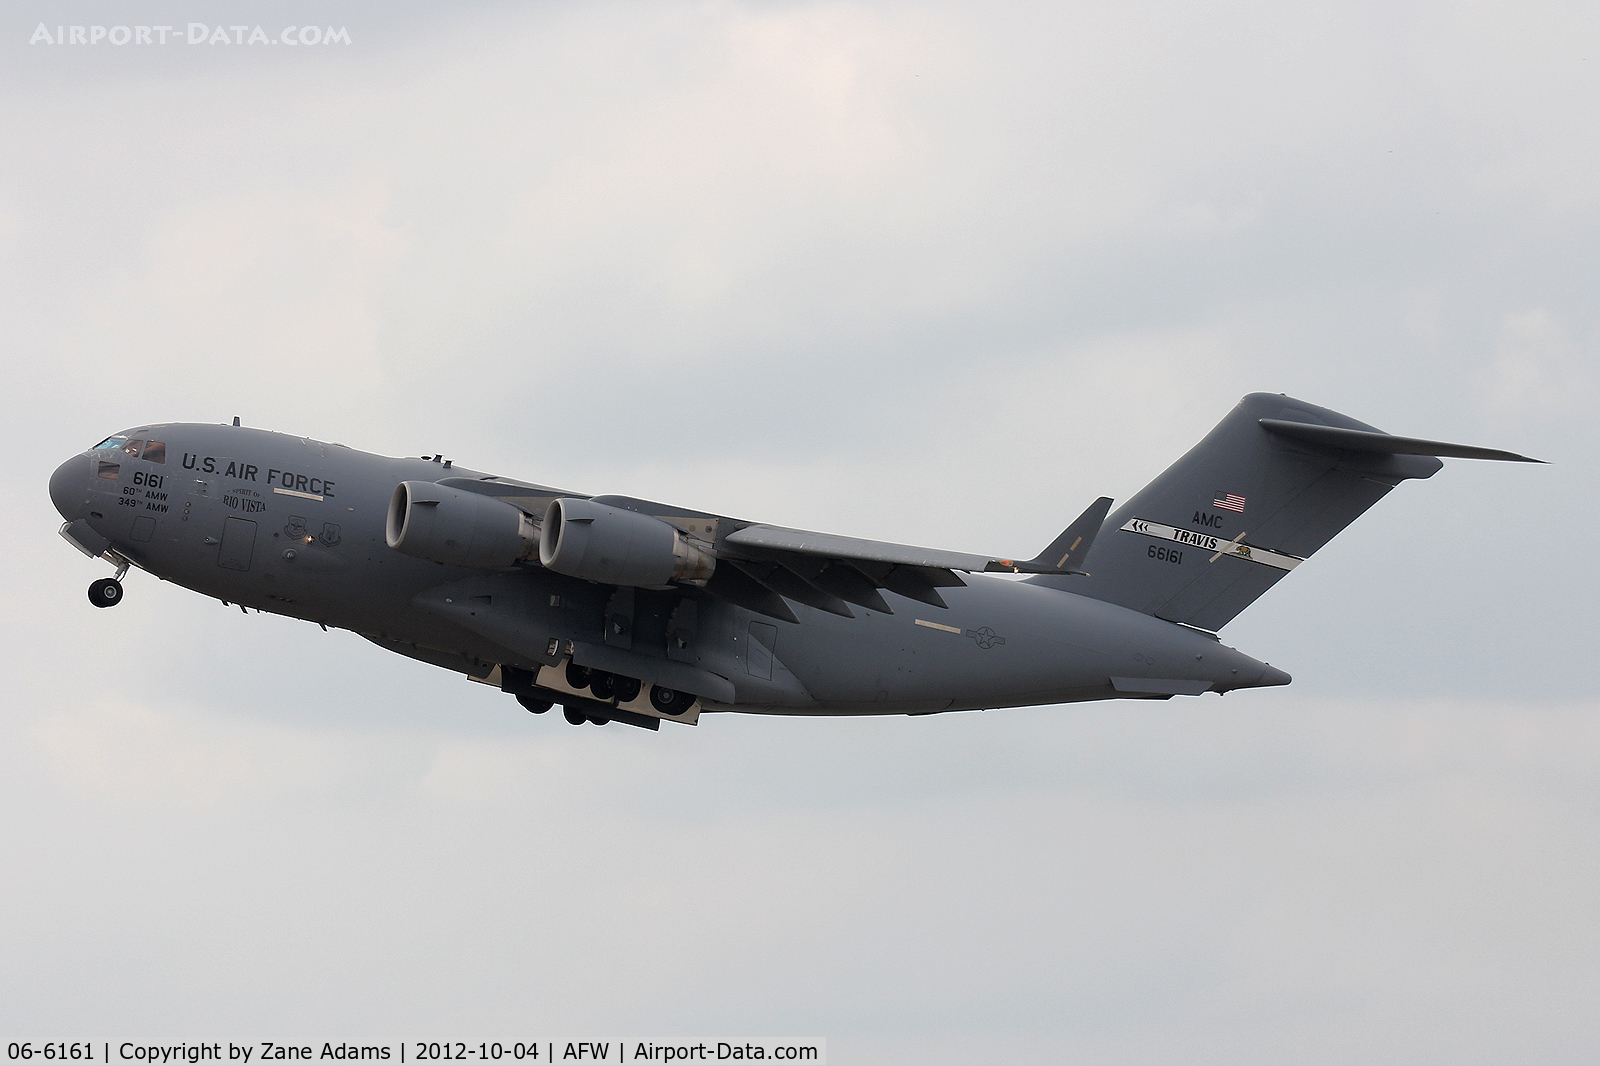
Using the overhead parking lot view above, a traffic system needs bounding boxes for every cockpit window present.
[94,436,127,451]
[97,462,120,480]
[122,439,145,459]
[143,440,166,464]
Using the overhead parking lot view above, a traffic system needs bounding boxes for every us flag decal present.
[1213,492,1246,513]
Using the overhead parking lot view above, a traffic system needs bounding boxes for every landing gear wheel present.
[589,716,610,726]
[588,671,615,701]
[563,706,587,726]
[649,685,695,716]
[516,694,552,714]
[612,675,642,703]
[88,577,123,608]
[565,661,592,691]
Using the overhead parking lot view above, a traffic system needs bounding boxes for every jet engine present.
[539,497,715,587]
[386,481,539,568]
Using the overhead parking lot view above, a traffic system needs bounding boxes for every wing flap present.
[878,565,956,609]
[704,563,800,624]
[729,559,856,617]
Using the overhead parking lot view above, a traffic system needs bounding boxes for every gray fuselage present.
[50,422,1289,720]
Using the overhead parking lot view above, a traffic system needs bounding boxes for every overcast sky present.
[2,1,1596,1061]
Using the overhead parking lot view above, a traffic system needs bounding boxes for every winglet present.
[1021,496,1113,575]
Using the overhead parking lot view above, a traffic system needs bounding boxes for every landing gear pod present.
[539,497,715,587]
[386,481,539,569]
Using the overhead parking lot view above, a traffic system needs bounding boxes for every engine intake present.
[386,481,539,568]
[540,497,715,587]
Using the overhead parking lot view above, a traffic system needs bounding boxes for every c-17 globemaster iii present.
[50,393,1539,730]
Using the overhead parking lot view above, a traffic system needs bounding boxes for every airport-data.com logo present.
[30,23,351,47]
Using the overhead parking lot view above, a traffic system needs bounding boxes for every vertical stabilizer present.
[1031,393,1464,631]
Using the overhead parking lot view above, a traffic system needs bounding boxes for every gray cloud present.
[3,0,1595,1059]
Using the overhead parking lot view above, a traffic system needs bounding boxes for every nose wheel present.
[88,577,124,608]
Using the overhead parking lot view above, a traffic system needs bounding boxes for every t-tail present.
[1031,393,1541,631]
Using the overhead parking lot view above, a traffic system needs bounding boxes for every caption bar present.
[5,1044,823,1065]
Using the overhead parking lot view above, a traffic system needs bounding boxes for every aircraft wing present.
[710,497,1113,620]
[437,475,579,515]
[725,525,1028,574]
[428,476,1112,623]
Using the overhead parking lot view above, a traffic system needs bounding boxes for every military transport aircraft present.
[49,393,1538,730]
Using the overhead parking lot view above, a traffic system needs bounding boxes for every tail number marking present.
[1121,518,1302,571]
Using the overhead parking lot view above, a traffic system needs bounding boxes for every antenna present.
[233,416,240,427]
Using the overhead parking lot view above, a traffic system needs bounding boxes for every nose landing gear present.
[87,555,131,608]
[88,577,123,608]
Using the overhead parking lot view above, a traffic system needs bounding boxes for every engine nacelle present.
[539,497,715,587]
[386,481,539,568]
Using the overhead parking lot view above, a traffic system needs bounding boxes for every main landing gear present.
[648,685,695,716]
[562,662,692,726]
[503,661,690,730]
[88,558,131,608]
[515,693,553,714]
[499,666,553,714]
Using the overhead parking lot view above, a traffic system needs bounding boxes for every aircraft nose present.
[50,455,87,520]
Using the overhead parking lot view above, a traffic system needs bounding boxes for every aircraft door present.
[217,517,257,571]
[746,621,777,680]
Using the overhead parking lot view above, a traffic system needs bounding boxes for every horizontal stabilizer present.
[1259,419,1544,463]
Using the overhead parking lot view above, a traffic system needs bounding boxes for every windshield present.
[90,436,165,462]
